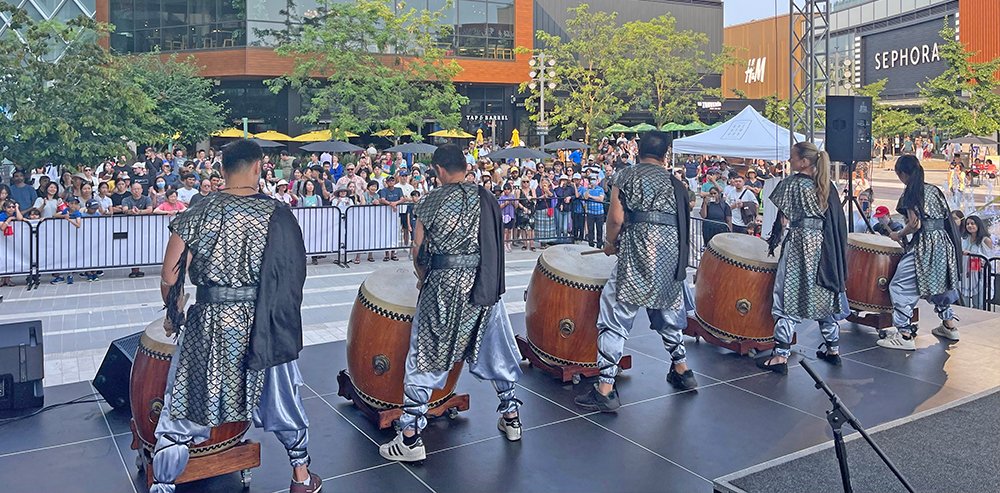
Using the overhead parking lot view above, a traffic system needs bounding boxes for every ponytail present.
[815,151,831,212]
[895,155,925,216]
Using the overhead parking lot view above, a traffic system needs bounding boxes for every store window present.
[109,0,244,53]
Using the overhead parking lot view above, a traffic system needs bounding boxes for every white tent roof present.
[672,105,820,161]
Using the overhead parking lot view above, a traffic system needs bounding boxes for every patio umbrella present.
[628,123,658,133]
[542,140,589,150]
[384,142,438,154]
[945,135,999,146]
[476,128,484,144]
[679,121,710,132]
[429,129,475,139]
[487,146,553,161]
[299,141,364,153]
[253,130,294,141]
[511,129,522,147]
[223,138,285,148]
[603,123,631,133]
[212,128,253,138]
[373,129,415,137]
[660,123,684,132]
[291,129,359,142]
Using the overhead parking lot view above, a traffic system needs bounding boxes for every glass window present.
[133,0,160,30]
[247,0,289,22]
[160,0,187,27]
[457,0,487,36]
[189,0,217,26]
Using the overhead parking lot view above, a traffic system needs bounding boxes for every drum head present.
[848,232,904,254]
[707,233,778,269]
[539,244,617,286]
[360,267,419,316]
[141,317,177,356]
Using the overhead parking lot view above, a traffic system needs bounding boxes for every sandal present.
[816,342,841,366]
[755,354,788,375]
[383,257,390,262]
[353,257,361,264]
[391,254,399,261]
[368,255,375,262]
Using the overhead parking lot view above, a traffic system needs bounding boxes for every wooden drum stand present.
[337,370,470,430]
[130,421,260,490]
[516,335,632,385]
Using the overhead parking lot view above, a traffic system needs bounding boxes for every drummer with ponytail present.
[758,142,850,374]
[878,155,962,350]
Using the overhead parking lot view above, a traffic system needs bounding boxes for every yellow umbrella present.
[291,129,359,142]
[429,129,475,139]
[476,128,484,144]
[373,129,415,137]
[253,130,294,141]
[212,128,252,138]
[511,129,521,147]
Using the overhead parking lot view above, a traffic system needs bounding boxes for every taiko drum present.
[130,318,249,457]
[346,267,463,409]
[525,244,618,367]
[846,233,905,313]
[694,234,779,343]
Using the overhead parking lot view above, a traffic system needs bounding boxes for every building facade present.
[722,14,801,101]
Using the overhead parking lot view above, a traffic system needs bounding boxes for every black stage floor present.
[2,304,998,493]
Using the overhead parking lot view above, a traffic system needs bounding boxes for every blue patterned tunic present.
[897,184,960,297]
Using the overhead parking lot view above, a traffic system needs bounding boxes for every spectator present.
[377,175,405,261]
[48,196,83,284]
[177,174,199,204]
[852,188,874,232]
[0,199,23,286]
[700,168,724,197]
[155,189,187,216]
[331,185,352,212]
[98,162,116,184]
[144,146,164,176]
[80,165,100,189]
[33,182,63,218]
[515,177,536,250]
[132,162,152,195]
[336,163,367,198]
[260,168,278,197]
[411,167,428,194]
[360,180,379,206]
[110,175,131,212]
[121,182,152,278]
[534,178,557,247]
[275,180,293,206]
[499,184,516,252]
[570,173,587,242]
[583,179,606,249]
[189,178,213,207]
[951,210,965,231]
[81,199,102,218]
[683,158,700,191]
[289,168,307,201]
[725,174,757,234]
[699,187,732,247]
[9,170,36,211]
[94,182,113,215]
[745,168,764,196]
[961,215,995,309]
[159,162,181,189]
[396,170,416,247]
[871,206,903,237]
[0,185,8,205]
[209,172,223,192]
[553,174,575,242]
[149,176,168,207]
[298,180,321,208]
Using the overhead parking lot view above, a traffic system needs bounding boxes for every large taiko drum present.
[130,318,250,457]
[525,244,618,367]
[847,233,905,313]
[695,234,779,344]
[346,267,463,409]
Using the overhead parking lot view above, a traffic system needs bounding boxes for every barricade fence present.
[4,201,998,313]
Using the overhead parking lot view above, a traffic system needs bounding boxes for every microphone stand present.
[800,360,915,493]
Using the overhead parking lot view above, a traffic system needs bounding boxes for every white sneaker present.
[931,325,960,341]
[379,432,426,462]
[877,332,916,351]
[498,416,522,442]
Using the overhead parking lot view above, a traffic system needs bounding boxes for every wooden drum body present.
[694,234,778,344]
[846,233,905,313]
[345,267,463,410]
[129,318,249,457]
[524,244,617,367]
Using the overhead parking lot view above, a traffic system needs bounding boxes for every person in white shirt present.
[396,170,416,247]
[176,173,200,204]
[724,174,757,234]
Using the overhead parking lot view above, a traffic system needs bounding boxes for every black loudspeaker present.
[93,332,142,410]
[826,96,873,164]
[0,321,45,410]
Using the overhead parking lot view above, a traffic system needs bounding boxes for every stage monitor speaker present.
[93,331,142,410]
[0,320,44,410]
[826,95,873,164]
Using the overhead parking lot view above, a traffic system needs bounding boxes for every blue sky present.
[725,0,790,27]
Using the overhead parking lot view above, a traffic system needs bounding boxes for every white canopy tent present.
[671,105,821,161]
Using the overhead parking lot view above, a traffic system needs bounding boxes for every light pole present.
[529,54,556,149]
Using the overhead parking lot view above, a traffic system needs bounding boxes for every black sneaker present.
[573,384,621,413]
[816,343,842,366]
[666,367,698,391]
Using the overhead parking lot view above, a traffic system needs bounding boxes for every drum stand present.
[683,316,792,357]
[848,309,918,337]
[130,420,260,490]
[514,335,632,384]
[336,370,470,430]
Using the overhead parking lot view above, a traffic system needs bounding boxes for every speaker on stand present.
[826,96,874,232]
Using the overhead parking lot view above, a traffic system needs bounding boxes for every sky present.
[724,0,790,27]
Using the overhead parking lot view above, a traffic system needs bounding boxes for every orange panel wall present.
[722,14,801,100]
[959,0,1000,65]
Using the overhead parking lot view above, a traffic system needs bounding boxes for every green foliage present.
[616,15,737,128]
[920,23,1000,137]
[856,79,919,139]
[116,52,228,147]
[266,0,467,142]
[0,6,157,168]
[522,5,630,145]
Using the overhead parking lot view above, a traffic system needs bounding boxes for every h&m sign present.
[744,57,767,84]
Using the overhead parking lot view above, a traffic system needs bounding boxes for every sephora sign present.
[862,17,953,98]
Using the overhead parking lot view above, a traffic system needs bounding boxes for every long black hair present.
[963,215,989,246]
[894,155,925,215]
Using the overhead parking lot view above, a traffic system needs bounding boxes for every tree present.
[616,15,737,128]
[524,5,630,145]
[856,78,919,139]
[0,6,156,168]
[266,0,467,141]
[116,52,228,148]
[920,23,1000,137]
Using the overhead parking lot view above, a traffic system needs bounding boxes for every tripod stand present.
[842,160,874,234]
[800,360,915,493]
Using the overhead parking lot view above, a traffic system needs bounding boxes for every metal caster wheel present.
[447,407,459,420]
[878,329,889,339]
[571,373,581,385]
[747,348,758,358]
[241,469,252,488]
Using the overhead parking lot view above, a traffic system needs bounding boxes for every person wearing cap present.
[553,174,575,242]
[331,184,352,211]
[397,170,416,247]
[570,173,587,241]
[872,205,903,237]
[575,131,698,413]
[699,168,724,198]
[377,174,406,261]
[275,179,293,206]
[745,168,764,196]
[81,198,102,217]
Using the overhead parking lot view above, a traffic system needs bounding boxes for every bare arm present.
[699,197,709,219]
[411,220,426,288]
[604,186,624,255]
[160,234,186,305]
[890,210,921,243]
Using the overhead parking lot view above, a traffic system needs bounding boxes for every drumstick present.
[580,250,607,256]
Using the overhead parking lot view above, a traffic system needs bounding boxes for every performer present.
[575,130,697,413]
[758,142,849,375]
[379,144,523,462]
[879,155,962,349]
[152,140,321,493]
